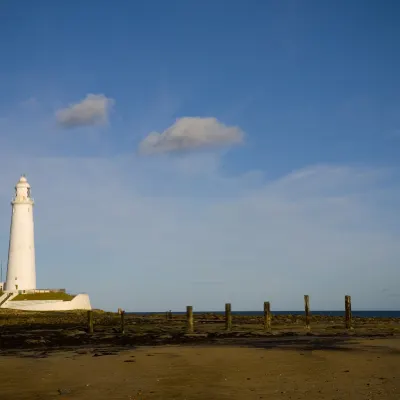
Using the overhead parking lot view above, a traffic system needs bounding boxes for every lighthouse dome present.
[16,175,30,188]
[13,175,32,203]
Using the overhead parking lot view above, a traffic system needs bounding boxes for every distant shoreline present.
[128,310,400,318]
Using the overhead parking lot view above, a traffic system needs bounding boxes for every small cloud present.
[55,94,114,128]
[20,97,40,110]
[139,117,244,155]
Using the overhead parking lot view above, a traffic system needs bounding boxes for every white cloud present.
[55,94,114,128]
[19,97,40,110]
[139,117,244,154]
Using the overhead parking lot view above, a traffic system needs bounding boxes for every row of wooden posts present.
[86,295,353,334]
[186,295,352,333]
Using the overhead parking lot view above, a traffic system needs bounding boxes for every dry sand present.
[1,337,399,400]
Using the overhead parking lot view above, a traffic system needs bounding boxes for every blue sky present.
[0,1,399,311]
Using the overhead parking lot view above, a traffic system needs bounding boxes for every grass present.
[11,292,75,301]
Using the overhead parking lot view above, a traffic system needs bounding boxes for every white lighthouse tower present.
[5,175,36,292]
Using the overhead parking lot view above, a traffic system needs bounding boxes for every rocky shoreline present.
[0,309,399,352]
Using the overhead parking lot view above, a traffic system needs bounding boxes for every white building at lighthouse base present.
[0,291,91,311]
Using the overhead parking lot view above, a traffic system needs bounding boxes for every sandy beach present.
[1,310,399,399]
[1,336,400,399]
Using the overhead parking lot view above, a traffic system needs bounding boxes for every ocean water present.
[132,310,400,318]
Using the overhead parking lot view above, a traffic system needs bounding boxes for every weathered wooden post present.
[87,310,94,334]
[264,301,271,331]
[304,295,311,330]
[120,310,125,334]
[186,306,194,333]
[225,303,232,331]
[345,295,352,329]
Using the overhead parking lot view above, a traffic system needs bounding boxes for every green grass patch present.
[11,292,75,301]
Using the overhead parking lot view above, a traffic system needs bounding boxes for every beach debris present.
[93,351,118,357]
[57,388,72,395]
[25,337,48,345]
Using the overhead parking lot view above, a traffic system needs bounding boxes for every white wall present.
[2,294,91,311]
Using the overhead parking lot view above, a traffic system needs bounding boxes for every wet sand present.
[1,337,400,399]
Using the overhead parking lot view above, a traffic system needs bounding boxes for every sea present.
[131,310,400,318]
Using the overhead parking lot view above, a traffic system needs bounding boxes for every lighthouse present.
[0,175,91,310]
[5,175,36,291]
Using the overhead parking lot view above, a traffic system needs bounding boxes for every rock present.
[25,337,48,345]
[58,388,72,395]
[183,333,208,338]
[93,351,118,357]
[249,331,272,337]
[33,351,48,358]
[159,334,173,339]
[63,330,86,337]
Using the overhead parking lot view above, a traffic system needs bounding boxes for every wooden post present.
[225,303,232,331]
[87,310,94,334]
[304,295,311,330]
[345,295,352,329]
[120,310,125,334]
[169,310,173,320]
[186,306,194,333]
[264,301,271,331]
